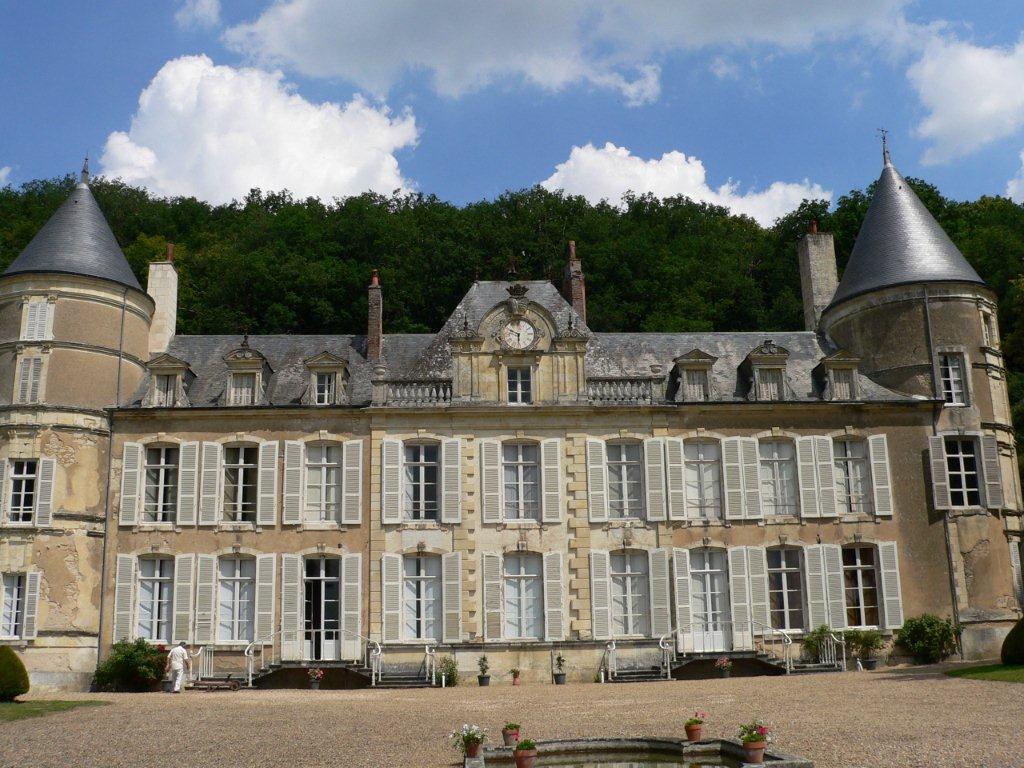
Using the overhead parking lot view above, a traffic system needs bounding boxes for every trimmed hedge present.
[0,646,30,702]
[1001,618,1024,665]
[895,614,958,663]
[93,639,166,692]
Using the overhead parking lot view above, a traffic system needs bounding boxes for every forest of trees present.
[3,174,1024,457]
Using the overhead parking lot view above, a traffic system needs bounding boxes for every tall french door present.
[690,549,731,652]
[304,557,340,661]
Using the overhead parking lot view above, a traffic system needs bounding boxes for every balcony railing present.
[586,377,663,405]
[382,379,452,407]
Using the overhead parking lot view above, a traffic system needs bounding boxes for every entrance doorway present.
[690,549,731,652]
[304,557,340,661]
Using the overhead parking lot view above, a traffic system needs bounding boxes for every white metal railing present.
[188,646,212,684]
[818,632,847,671]
[368,640,383,686]
[658,632,675,679]
[601,640,617,682]
[423,644,437,686]
[243,629,384,687]
[244,630,282,688]
[587,377,660,405]
[751,620,793,673]
[384,380,452,406]
[688,613,740,654]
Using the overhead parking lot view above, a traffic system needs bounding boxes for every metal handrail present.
[243,629,384,687]
[423,644,436,686]
[750,620,794,673]
[187,646,211,683]
[601,640,617,682]
[658,631,675,679]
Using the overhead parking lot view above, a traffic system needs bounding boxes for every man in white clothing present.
[165,642,190,693]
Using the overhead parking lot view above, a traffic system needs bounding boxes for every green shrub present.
[896,615,958,663]
[93,639,166,691]
[1001,618,1024,665]
[801,625,832,661]
[844,628,885,660]
[0,646,30,702]
[437,655,459,687]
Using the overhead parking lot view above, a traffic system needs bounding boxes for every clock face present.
[501,319,536,349]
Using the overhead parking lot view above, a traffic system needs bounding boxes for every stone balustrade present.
[586,377,663,405]
[381,379,453,407]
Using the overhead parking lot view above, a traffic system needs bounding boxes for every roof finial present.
[877,128,892,168]
[80,155,90,185]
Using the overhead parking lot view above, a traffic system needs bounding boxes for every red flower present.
[756,726,768,736]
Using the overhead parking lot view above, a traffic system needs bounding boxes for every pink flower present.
[757,726,768,736]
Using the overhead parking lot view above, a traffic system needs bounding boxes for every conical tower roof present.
[3,167,141,291]
[828,153,984,308]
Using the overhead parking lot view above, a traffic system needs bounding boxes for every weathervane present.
[877,128,891,167]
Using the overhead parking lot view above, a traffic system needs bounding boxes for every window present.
[304,444,342,522]
[831,368,855,400]
[503,553,543,639]
[939,353,967,406]
[759,440,798,516]
[682,369,709,401]
[314,372,336,405]
[229,373,257,406]
[8,459,38,524]
[143,447,178,523]
[610,552,650,637]
[136,557,174,642]
[16,357,42,404]
[502,443,540,520]
[982,311,997,348]
[834,439,873,516]
[842,546,879,627]
[218,556,255,642]
[607,442,645,518]
[767,549,805,631]
[403,554,441,640]
[304,557,340,660]
[22,301,52,342]
[153,374,177,407]
[507,366,532,405]
[945,438,981,507]
[684,440,722,519]
[1,574,24,638]
[404,443,439,521]
[223,446,258,522]
[756,368,784,401]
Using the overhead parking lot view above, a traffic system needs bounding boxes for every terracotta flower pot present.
[465,742,483,759]
[684,724,702,741]
[502,728,520,746]
[512,675,521,686]
[513,748,538,768]
[743,740,767,764]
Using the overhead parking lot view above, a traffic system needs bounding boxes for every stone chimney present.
[797,222,838,331]
[367,269,383,362]
[563,240,586,323]
[147,243,178,355]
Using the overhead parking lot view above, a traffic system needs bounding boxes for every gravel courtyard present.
[1,666,1019,768]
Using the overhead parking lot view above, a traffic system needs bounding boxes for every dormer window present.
[144,354,192,408]
[222,336,269,407]
[304,351,347,406]
[741,340,789,402]
[755,368,785,401]
[815,350,861,402]
[508,366,532,405]
[229,373,257,406]
[673,349,717,403]
[315,372,336,405]
[831,368,856,400]
[153,374,178,407]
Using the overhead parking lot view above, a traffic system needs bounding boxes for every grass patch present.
[0,700,107,722]
[945,664,1024,683]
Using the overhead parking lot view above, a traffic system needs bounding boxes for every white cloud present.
[1007,151,1024,202]
[175,0,221,30]
[0,166,10,186]
[224,0,907,104]
[99,56,418,204]
[709,57,740,81]
[540,142,829,225]
[909,34,1024,164]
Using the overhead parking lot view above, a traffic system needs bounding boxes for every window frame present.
[142,446,179,524]
[754,366,785,401]
[766,547,806,631]
[135,556,174,643]
[222,444,259,523]
[217,555,256,644]
[402,554,442,642]
[313,372,337,406]
[606,440,646,519]
[842,545,881,629]
[501,441,541,521]
[758,439,799,516]
[14,355,44,405]
[7,458,39,525]
[0,573,24,639]
[502,552,544,640]
[506,365,533,405]
[403,441,440,522]
[683,439,723,520]
[944,436,982,508]
[228,372,258,406]
[834,438,874,516]
[609,550,651,638]
[21,299,53,342]
[303,442,344,523]
[937,352,969,407]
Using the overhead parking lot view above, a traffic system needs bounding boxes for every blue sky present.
[3,1,1024,224]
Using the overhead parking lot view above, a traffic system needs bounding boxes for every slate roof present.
[828,160,985,308]
[4,182,142,291]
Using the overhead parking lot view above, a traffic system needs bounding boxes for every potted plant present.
[510,667,522,686]
[478,655,491,686]
[513,737,538,768]
[553,654,567,685]
[450,724,487,759]
[854,629,885,670]
[737,720,771,765]
[502,722,521,746]
[684,710,707,741]
[714,656,733,678]
[307,667,324,690]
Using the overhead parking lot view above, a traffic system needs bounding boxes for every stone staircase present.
[607,664,669,683]
[372,668,439,689]
[247,659,376,687]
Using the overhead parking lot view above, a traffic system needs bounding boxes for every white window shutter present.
[822,544,846,629]
[877,541,904,630]
[644,438,667,522]
[254,554,276,643]
[257,441,279,526]
[665,438,686,520]
[804,545,829,630]
[441,438,462,524]
[589,550,612,640]
[481,552,503,640]
[479,439,502,524]
[672,548,692,652]
[741,437,762,519]
[0,460,7,524]
[113,554,136,642]
[723,437,745,520]
[341,553,362,660]
[1009,541,1023,608]
[282,441,303,525]
[442,551,462,643]
[746,546,770,633]
[868,434,894,517]
[381,439,403,524]
[981,434,1005,510]
[814,436,838,518]
[193,554,216,644]
[648,548,671,638]
[728,546,751,649]
[928,436,951,510]
[22,571,41,640]
[540,438,562,523]
[543,551,565,642]
[280,554,303,660]
[35,456,55,527]
[16,358,31,404]
[198,442,222,526]
[380,553,402,642]
[343,440,364,524]
[172,554,194,644]
[177,442,199,525]
[586,439,608,522]
[28,357,42,403]
[796,436,819,519]
[119,442,143,525]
